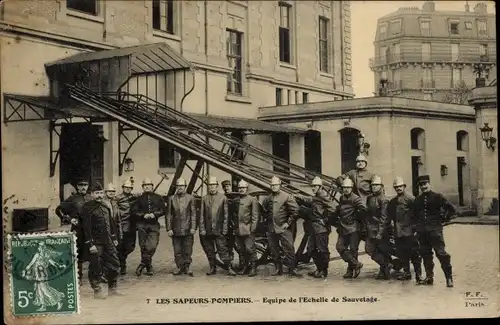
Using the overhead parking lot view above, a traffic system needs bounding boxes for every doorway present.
[411,156,421,197]
[304,130,322,173]
[272,132,290,183]
[457,157,465,206]
[339,128,359,174]
[59,123,104,201]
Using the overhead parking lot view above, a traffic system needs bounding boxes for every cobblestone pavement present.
[19,224,500,323]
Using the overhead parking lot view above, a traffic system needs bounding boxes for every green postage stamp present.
[7,231,80,317]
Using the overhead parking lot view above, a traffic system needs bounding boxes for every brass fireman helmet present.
[270,176,281,186]
[142,178,153,186]
[105,183,116,192]
[176,178,187,186]
[311,176,323,186]
[393,177,406,187]
[122,179,133,188]
[371,175,383,185]
[238,180,249,188]
[341,178,354,188]
[207,176,218,185]
[356,155,367,162]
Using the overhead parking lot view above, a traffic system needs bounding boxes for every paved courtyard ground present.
[5,223,499,323]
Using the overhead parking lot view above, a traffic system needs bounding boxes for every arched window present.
[410,128,425,150]
[456,130,469,151]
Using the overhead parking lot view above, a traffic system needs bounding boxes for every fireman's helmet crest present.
[341,178,354,188]
[393,177,406,187]
[207,176,218,185]
[311,176,323,186]
[270,176,281,185]
[142,178,153,186]
[371,175,383,185]
[238,180,249,188]
[176,178,187,186]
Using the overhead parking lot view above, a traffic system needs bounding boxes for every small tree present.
[443,80,471,104]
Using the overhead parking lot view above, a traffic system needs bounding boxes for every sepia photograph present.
[1,0,498,323]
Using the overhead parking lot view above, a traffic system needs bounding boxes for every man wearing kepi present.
[131,178,166,276]
[115,179,138,275]
[200,177,235,276]
[233,180,260,277]
[364,175,392,280]
[166,178,197,276]
[81,182,123,299]
[295,176,335,278]
[334,178,366,279]
[388,177,422,282]
[414,175,458,287]
[55,178,92,285]
[262,176,302,277]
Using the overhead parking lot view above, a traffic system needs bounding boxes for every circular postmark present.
[7,232,78,283]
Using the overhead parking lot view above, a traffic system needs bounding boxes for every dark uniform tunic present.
[131,192,166,266]
[337,169,375,206]
[334,192,366,268]
[115,192,138,268]
[55,193,92,280]
[388,192,422,274]
[262,191,299,269]
[233,194,260,264]
[166,193,197,270]
[296,189,335,272]
[199,192,230,266]
[365,191,393,267]
[413,191,457,278]
[81,200,120,291]
[225,194,237,261]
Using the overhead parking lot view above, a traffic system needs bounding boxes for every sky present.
[350,0,495,98]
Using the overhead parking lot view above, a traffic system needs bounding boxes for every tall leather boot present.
[247,262,257,277]
[352,261,364,279]
[145,264,154,276]
[226,262,237,276]
[135,263,146,276]
[271,262,283,276]
[108,272,125,296]
[343,265,354,279]
[418,261,434,285]
[444,265,453,287]
[413,262,423,283]
[237,257,249,275]
[206,261,217,275]
[91,281,106,299]
[120,263,127,275]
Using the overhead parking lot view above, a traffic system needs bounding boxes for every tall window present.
[410,128,425,150]
[392,43,400,61]
[456,131,469,151]
[302,92,309,103]
[452,68,462,87]
[159,141,176,168]
[67,0,97,16]
[319,17,329,73]
[477,21,487,36]
[279,2,291,63]
[391,20,401,35]
[380,46,387,64]
[226,30,243,95]
[451,43,459,61]
[420,20,430,36]
[379,24,388,38]
[276,88,283,105]
[479,44,488,56]
[152,0,174,34]
[421,42,431,61]
[450,22,459,35]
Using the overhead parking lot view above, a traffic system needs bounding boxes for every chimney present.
[422,1,435,12]
[465,1,470,12]
[474,2,487,14]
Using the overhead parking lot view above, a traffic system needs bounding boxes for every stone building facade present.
[370,1,496,102]
[1,0,354,227]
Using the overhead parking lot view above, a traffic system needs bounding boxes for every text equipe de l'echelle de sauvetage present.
[149,296,379,305]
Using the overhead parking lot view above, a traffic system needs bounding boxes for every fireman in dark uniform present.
[55,178,92,285]
[334,178,366,279]
[388,177,422,282]
[221,179,238,266]
[364,175,392,280]
[233,180,260,277]
[81,182,123,299]
[295,177,336,278]
[115,179,138,275]
[200,177,235,276]
[262,176,302,277]
[414,175,458,287]
[100,183,121,283]
[131,178,166,276]
[336,155,374,206]
[166,178,197,276]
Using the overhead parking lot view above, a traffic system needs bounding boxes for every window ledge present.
[158,167,177,174]
[225,94,252,104]
[66,10,104,23]
[153,30,181,42]
[279,62,297,70]
[319,72,334,78]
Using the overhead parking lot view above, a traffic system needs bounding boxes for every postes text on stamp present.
[7,231,80,317]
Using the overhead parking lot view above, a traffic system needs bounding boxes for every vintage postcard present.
[2,0,498,324]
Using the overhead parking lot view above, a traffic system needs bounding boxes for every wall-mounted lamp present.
[124,158,135,172]
[440,165,448,177]
[357,132,371,155]
[479,123,496,150]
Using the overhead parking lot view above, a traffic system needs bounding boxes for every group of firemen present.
[56,154,458,299]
